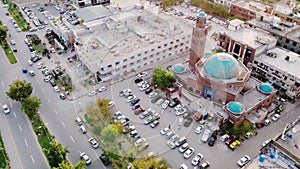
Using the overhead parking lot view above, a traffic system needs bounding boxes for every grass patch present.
[1,41,17,64]
[3,0,30,31]
[34,44,46,54]
[32,118,52,150]
[0,133,10,168]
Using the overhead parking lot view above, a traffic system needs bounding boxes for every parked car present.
[137,142,149,152]
[166,131,175,139]
[59,93,66,100]
[145,88,153,94]
[139,84,150,91]
[175,104,185,111]
[88,90,97,96]
[80,152,91,165]
[244,132,254,139]
[134,138,146,147]
[191,153,204,166]
[139,111,150,119]
[150,120,159,128]
[225,137,234,145]
[166,140,176,149]
[131,104,140,110]
[89,138,99,149]
[75,117,83,126]
[108,101,115,108]
[175,137,187,147]
[195,125,203,134]
[160,127,170,135]
[161,100,170,109]
[144,116,159,125]
[134,78,143,84]
[2,104,10,114]
[201,129,211,142]
[237,155,251,167]
[229,140,241,150]
[148,92,158,98]
[134,107,145,115]
[176,108,187,116]
[183,147,195,159]
[22,68,28,74]
[208,135,217,146]
[137,71,147,78]
[170,134,180,142]
[220,134,230,142]
[54,86,60,93]
[98,86,107,92]
[180,163,188,169]
[80,125,87,134]
[155,99,164,105]
[263,119,271,126]
[99,154,110,166]
[179,143,189,153]
[130,98,140,106]
[199,161,210,169]
[126,95,136,102]
[169,98,180,108]
[183,117,193,127]
[29,70,35,76]
[262,139,271,147]
[271,113,280,121]
[178,117,183,126]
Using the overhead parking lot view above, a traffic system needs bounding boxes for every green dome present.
[199,12,206,17]
[228,101,244,114]
[258,83,273,93]
[204,53,240,79]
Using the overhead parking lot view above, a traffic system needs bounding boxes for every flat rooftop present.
[222,26,277,50]
[110,0,141,9]
[255,47,300,81]
[74,5,113,22]
[233,1,271,12]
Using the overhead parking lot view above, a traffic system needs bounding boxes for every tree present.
[6,80,32,102]
[21,96,41,119]
[132,157,170,169]
[152,66,175,89]
[96,99,112,122]
[229,15,243,21]
[43,140,67,168]
[0,25,8,42]
[52,160,72,169]
[73,160,87,169]
[101,124,120,144]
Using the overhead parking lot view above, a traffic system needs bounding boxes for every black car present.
[131,104,140,110]
[99,154,110,166]
[183,117,193,127]
[22,68,28,74]
[130,99,140,106]
[31,56,41,63]
[145,88,153,94]
[208,135,217,146]
[169,98,180,108]
[59,93,66,100]
[134,78,143,84]
[49,79,56,87]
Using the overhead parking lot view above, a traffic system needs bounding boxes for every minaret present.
[189,12,207,67]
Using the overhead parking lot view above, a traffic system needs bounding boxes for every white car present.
[139,84,150,91]
[156,99,164,105]
[262,139,271,147]
[178,117,183,126]
[126,95,136,102]
[54,86,60,92]
[88,138,99,149]
[237,155,251,167]
[183,147,195,159]
[10,40,16,45]
[44,75,51,82]
[148,92,157,98]
[134,138,146,147]
[271,113,280,121]
[88,90,97,96]
[201,129,211,142]
[2,104,10,114]
[108,101,115,108]
[80,152,91,165]
[98,86,107,92]
[179,143,189,153]
[37,62,43,69]
[195,125,203,134]
[138,71,148,78]
[137,81,147,87]
[191,153,204,166]
[80,125,87,134]
[161,100,170,109]
[175,108,187,116]
[175,104,185,111]
[220,134,230,142]
[28,60,33,66]
[160,127,170,135]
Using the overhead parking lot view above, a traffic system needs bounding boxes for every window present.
[156,58,160,61]
[138,53,141,56]
[101,67,104,71]
[156,52,160,55]
[123,65,127,68]
[151,48,154,51]
[130,56,134,59]
[144,51,148,54]
[233,43,241,55]
[175,45,178,48]
[150,55,154,58]
[143,57,147,60]
[176,39,179,42]
[168,47,172,51]
[170,41,174,45]
[158,46,161,49]
[164,43,167,47]
[162,55,166,58]
[123,59,127,62]
[244,49,252,59]
[108,65,112,68]
[130,62,134,66]
[137,60,141,63]
[285,39,290,43]
[115,62,120,65]
[293,41,297,46]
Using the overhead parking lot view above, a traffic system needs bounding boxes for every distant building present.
[212,0,237,8]
[272,2,300,24]
[73,0,110,8]
[230,1,272,21]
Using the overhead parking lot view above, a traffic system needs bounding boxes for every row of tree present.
[190,0,230,19]
[6,80,86,169]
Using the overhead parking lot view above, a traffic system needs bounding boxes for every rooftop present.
[233,1,271,12]
[74,5,113,22]
[221,24,277,49]
[255,47,300,81]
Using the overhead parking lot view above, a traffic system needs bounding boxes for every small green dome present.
[204,53,240,79]
[228,101,244,114]
[199,12,206,17]
[258,83,273,93]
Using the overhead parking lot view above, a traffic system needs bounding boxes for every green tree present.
[152,66,176,89]
[73,159,87,169]
[21,96,41,119]
[96,98,112,122]
[0,25,8,42]
[6,80,33,102]
[43,140,67,168]
[101,124,120,143]
[229,15,243,21]
[52,160,72,169]
[132,157,170,169]
[161,0,184,10]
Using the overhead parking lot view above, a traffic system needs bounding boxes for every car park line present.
[24,138,28,147]
[61,121,65,127]
[13,112,17,118]
[18,124,23,132]
[30,155,35,164]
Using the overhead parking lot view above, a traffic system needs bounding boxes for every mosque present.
[172,12,276,126]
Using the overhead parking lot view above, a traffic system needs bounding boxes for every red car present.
[225,137,233,145]
[134,107,145,115]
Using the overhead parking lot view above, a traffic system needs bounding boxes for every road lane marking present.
[1,81,4,87]
[47,98,51,103]
[42,88,45,93]
[24,139,28,147]
[54,109,58,114]
[18,125,23,132]
[30,155,35,164]
[61,121,65,127]
[69,135,75,143]
[14,112,16,118]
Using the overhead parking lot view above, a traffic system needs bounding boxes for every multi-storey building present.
[272,2,300,24]
[212,0,236,8]
[73,5,192,82]
[230,1,271,21]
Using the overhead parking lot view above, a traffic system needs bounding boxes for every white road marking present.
[47,98,51,103]
[42,88,45,93]
[69,135,75,143]
[1,81,4,87]
[61,121,65,127]
[18,125,23,132]
[24,139,28,147]
[30,155,35,164]
[13,113,16,118]
[54,109,58,114]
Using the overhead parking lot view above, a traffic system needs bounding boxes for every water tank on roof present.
[258,155,266,163]
[271,16,281,24]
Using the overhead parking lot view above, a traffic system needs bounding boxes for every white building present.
[73,6,193,81]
